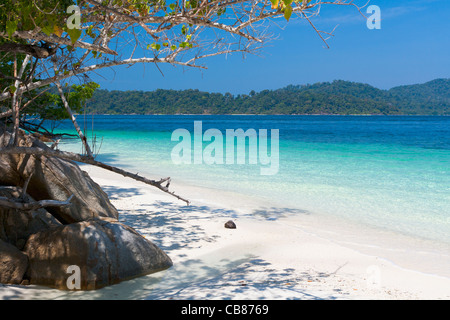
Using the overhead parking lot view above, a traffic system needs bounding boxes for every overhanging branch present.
[0,30,118,56]
[0,146,190,205]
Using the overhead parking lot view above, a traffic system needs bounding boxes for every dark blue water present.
[57,115,450,149]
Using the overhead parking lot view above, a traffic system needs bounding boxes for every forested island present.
[86,78,450,115]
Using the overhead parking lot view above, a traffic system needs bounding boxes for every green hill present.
[85,79,450,115]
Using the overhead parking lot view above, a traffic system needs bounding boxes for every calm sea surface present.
[54,115,450,244]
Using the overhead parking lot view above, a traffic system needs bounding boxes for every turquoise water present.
[53,115,450,244]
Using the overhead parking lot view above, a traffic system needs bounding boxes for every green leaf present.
[87,25,96,38]
[189,0,198,8]
[284,5,293,21]
[67,28,82,45]
[181,25,187,35]
[283,0,293,6]
[170,45,177,50]
[179,42,189,48]
[9,85,16,94]
[6,21,17,38]
[42,24,54,36]
[150,43,161,50]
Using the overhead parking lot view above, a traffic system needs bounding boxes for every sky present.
[91,0,450,94]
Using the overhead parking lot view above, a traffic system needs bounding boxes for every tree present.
[0,0,369,205]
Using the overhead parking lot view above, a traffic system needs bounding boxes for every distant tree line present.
[85,79,450,115]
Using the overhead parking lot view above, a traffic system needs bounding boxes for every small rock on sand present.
[225,220,236,229]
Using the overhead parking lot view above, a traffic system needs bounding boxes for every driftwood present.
[0,195,74,211]
[0,146,190,205]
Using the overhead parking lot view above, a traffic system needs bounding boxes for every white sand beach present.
[1,164,450,300]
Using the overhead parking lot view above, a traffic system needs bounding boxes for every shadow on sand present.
[0,185,340,300]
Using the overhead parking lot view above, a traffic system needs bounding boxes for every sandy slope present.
[1,165,450,300]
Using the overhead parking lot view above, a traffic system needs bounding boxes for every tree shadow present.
[138,257,344,300]
[0,181,343,300]
[0,255,348,300]
[249,207,311,221]
[101,186,144,200]
[117,200,229,253]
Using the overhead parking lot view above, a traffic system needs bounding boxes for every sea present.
[52,115,450,261]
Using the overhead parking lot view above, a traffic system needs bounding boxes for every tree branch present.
[0,194,74,211]
[0,146,190,205]
[0,30,118,56]
[0,43,56,59]
[0,57,206,102]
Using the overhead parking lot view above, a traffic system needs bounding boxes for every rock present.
[0,129,172,290]
[0,239,28,285]
[225,220,236,229]
[0,186,62,248]
[24,219,173,290]
[0,129,119,224]
[20,279,30,286]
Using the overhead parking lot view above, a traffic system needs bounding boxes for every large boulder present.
[24,219,173,290]
[0,129,119,224]
[0,186,62,249]
[0,239,28,285]
[1,129,173,291]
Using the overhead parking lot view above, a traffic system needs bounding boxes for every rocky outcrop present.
[0,129,119,224]
[0,187,62,249]
[24,219,173,290]
[0,239,28,285]
[0,129,173,290]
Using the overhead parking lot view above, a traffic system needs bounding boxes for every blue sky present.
[92,0,450,94]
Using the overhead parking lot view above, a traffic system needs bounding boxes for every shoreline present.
[90,158,450,281]
[76,114,450,117]
[1,164,450,300]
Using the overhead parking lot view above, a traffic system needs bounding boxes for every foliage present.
[83,79,450,115]
[28,82,100,121]
[0,0,371,129]
[0,0,75,40]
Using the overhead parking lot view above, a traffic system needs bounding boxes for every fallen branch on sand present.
[0,146,190,205]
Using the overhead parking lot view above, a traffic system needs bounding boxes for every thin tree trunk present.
[52,62,94,158]
[8,54,31,146]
